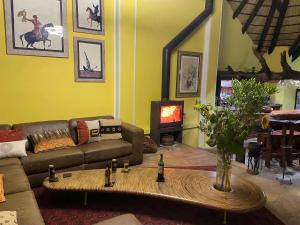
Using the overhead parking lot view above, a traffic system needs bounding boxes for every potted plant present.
[195,78,277,192]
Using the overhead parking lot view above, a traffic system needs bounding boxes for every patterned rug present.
[33,166,285,225]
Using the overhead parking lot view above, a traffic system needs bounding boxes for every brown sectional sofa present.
[0,116,144,225]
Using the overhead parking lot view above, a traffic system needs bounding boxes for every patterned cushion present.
[28,128,75,153]
[0,129,23,143]
[77,120,102,145]
[0,211,17,224]
[99,119,122,140]
[0,174,5,203]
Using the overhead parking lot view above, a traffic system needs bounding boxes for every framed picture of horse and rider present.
[73,0,104,35]
[3,0,69,58]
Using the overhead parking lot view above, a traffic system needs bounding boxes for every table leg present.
[223,212,227,225]
[84,192,88,206]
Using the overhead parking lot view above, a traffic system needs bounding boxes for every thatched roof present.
[228,0,300,61]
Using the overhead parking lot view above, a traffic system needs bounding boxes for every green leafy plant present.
[195,78,277,157]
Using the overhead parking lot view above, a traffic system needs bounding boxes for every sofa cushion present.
[21,146,84,174]
[0,174,5,202]
[0,211,17,224]
[69,116,113,144]
[28,128,75,153]
[78,139,132,163]
[0,129,23,142]
[0,164,31,195]
[0,140,27,159]
[0,191,45,225]
[0,158,21,167]
[13,120,69,151]
[99,119,122,140]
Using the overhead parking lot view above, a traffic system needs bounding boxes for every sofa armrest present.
[122,122,144,164]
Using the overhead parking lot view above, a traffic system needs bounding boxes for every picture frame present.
[73,0,104,35]
[176,51,202,98]
[3,0,69,58]
[295,89,300,109]
[74,37,105,82]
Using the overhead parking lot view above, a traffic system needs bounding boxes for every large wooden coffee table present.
[43,168,266,224]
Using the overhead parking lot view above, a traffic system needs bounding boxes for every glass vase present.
[215,151,232,192]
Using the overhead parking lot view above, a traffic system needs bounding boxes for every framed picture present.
[74,37,105,82]
[176,51,202,98]
[73,0,104,35]
[295,89,300,109]
[4,0,68,58]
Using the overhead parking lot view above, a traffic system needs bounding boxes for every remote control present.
[63,173,72,178]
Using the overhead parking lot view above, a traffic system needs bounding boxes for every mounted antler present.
[218,48,300,82]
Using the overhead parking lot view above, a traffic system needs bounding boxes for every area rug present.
[33,166,285,225]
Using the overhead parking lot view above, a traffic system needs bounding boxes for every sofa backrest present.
[12,120,69,151]
[0,124,11,130]
[69,115,114,144]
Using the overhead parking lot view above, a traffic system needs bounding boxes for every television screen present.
[160,105,182,124]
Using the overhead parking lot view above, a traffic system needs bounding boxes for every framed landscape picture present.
[74,37,105,82]
[176,51,202,98]
[3,0,68,58]
[73,0,104,35]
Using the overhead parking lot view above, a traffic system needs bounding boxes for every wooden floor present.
[136,144,300,225]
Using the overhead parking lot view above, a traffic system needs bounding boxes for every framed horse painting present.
[3,0,68,58]
[73,0,104,35]
[74,37,105,82]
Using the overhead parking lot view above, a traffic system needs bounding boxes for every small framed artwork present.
[176,51,202,98]
[295,89,300,109]
[74,37,105,82]
[73,0,104,35]
[3,0,68,58]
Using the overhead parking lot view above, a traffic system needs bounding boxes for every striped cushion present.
[28,128,75,153]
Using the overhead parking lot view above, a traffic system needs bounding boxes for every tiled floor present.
[136,144,300,225]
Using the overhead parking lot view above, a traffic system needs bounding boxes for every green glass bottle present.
[104,163,111,187]
[156,154,165,182]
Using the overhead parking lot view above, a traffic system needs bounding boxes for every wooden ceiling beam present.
[257,0,277,52]
[289,34,300,56]
[274,0,283,10]
[242,0,264,34]
[292,46,300,62]
[233,0,248,19]
[268,0,289,54]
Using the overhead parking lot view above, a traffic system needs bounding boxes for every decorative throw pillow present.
[0,211,18,224]
[99,119,122,140]
[0,140,27,159]
[28,128,76,153]
[0,174,5,203]
[77,120,102,145]
[0,129,23,143]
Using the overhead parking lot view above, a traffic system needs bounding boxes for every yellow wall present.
[218,1,300,110]
[134,0,223,147]
[218,1,260,71]
[0,0,115,124]
[0,0,223,147]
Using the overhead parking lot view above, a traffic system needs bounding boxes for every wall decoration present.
[74,37,105,82]
[4,0,68,58]
[73,0,104,35]
[176,51,202,98]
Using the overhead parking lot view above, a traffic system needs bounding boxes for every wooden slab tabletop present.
[43,168,266,213]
